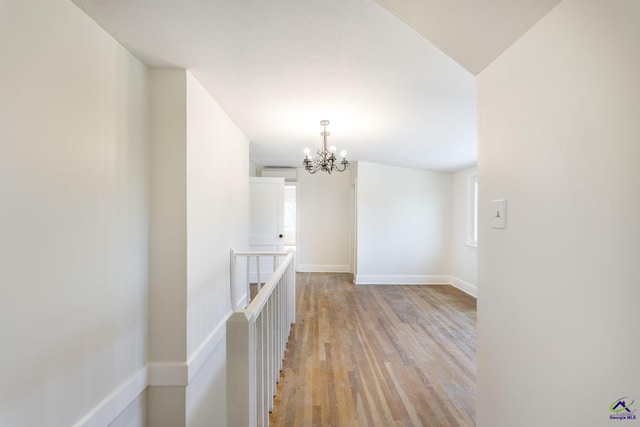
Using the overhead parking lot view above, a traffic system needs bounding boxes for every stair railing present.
[227,249,296,426]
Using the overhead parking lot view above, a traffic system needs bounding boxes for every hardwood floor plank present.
[270,273,476,426]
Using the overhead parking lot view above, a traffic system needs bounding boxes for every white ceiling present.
[72,0,560,172]
[374,0,561,75]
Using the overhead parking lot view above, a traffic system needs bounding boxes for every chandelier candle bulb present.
[302,120,351,174]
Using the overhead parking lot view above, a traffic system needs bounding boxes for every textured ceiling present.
[72,0,558,171]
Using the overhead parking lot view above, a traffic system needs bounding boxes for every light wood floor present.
[269,272,476,427]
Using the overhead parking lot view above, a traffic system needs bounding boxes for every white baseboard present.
[354,275,477,298]
[355,274,451,285]
[297,264,350,273]
[449,276,477,298]
[186,312,231,383]
[72,367,148,427]
[75,313,231,425]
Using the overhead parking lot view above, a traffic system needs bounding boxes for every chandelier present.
[303,120,350,174]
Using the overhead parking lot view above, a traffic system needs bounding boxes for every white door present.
[249,177,285,281]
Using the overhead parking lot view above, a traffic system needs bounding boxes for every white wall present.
[147,69,188,426]
[185,71,249,358]
[185,72,249,426]
[296,167,351,272]
[1,0,150,425]
[148,70,250,427]
[355,162,452,284]
[0,3,249,424]
[149,68,188,365]
[451,167,477,296]
[477,1,640,426]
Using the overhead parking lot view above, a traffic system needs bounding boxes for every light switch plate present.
[492,199,507,229]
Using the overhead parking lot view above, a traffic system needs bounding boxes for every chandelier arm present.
[334,163,346,172]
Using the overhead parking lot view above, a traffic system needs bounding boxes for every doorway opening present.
[283,184,297,251]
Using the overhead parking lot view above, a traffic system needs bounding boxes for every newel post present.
[227,311,256,427]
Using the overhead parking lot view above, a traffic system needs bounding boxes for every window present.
[467,173,478,247]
